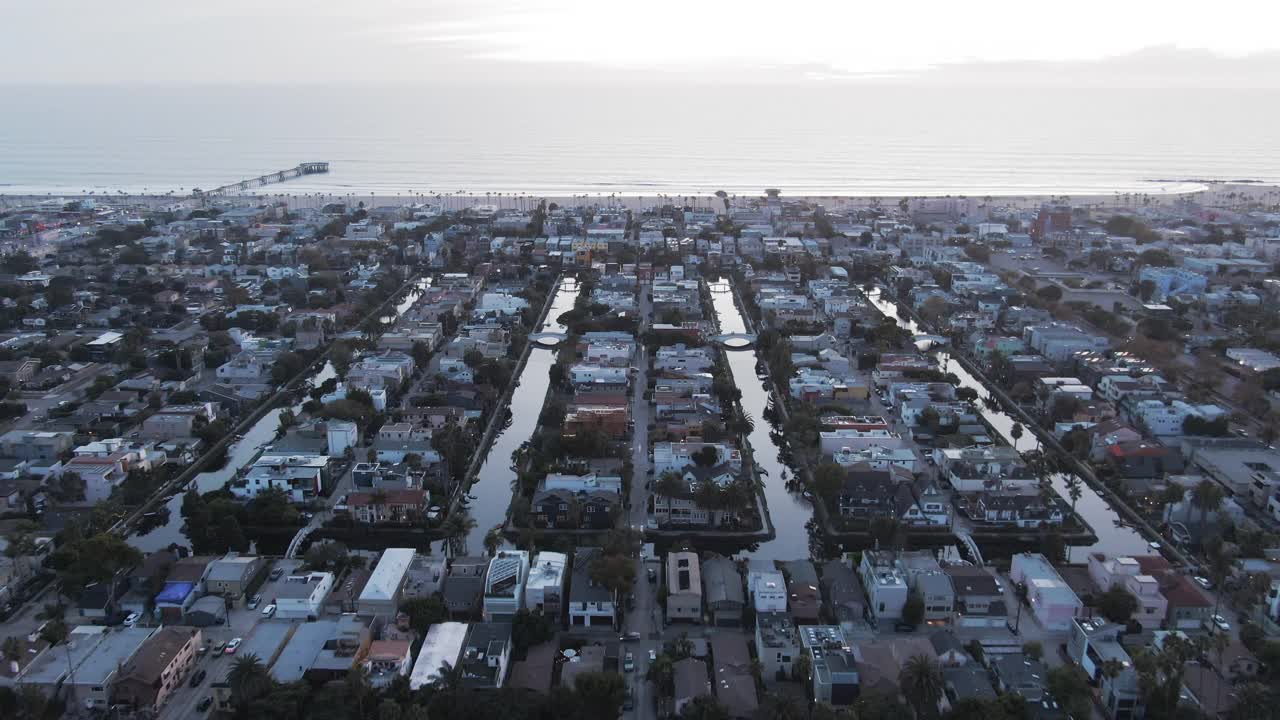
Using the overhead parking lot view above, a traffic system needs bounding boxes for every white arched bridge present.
[531,332,568,347]
[712,332,756,349]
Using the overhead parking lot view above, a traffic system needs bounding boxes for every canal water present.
[461,276,579,551]
[129,280,427,553]
[708,280,814,563]
[862,287,1150,561]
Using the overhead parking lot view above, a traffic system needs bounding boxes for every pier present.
[194,161,329,198]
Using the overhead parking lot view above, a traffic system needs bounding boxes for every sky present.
[5,0,1280,86]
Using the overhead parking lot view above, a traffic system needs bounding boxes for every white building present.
[832,446,921,474]
[358,548,416,616]
[818,429,906,455]
[747,567,788,613]
[275,572,335,620]
[542,472,623,495]
[569,364,628,386]
[653,442,743,475]
[858,551,909,621]
[524,552,568,616]
[483,550,530,621]
[408,622,468,690]
[1133,399,1225,437]
[475,292,529,317]
[235,453,329,503]
[327,421,358,456]
[1009,553,1083,631]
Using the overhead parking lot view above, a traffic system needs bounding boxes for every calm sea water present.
[2,85,1277,197]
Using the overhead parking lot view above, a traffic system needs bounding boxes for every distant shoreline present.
[2,180,1277,211]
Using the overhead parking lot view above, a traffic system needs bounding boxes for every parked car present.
[1211,614,1231,632]
[1193,576,1213,590]
[213,641,227,654]
[225,638,242,654]
[189,669,207,688]
[647,567,657,583]
[197,697,213,712]
[247,595,261,610]
[262,604,277,618]
[269,567,285,581]
[621,632,642,642]
[623,652,635,672]
[648,649,657,662]
[123,612,141,628]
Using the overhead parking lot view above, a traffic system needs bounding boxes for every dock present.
[194,162,329,198]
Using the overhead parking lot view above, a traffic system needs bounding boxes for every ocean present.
[1,84,1277,198]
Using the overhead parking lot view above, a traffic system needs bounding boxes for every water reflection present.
[708,280,813,562]
[862,287,1150,561]
[462,277,580,551]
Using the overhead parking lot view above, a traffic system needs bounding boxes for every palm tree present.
[1190,479,1225,537]
[432,660,464,696]
[898,654,943,719]
[228,654,272,708]
[1063,475,1083,519]
[1160,483,1186,525]
[2,636,21,665]
[441,509,477,558]
[369,488,389,523]
[483,527,503,557]
[1010,422,1024,448]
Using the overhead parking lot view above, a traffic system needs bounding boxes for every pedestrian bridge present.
[531,332,568,347]
[713,332,756,349]
[954,528,985,566]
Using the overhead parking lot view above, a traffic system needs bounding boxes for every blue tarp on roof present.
[155,581,196,604]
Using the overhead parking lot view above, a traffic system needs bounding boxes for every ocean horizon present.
[3,84,1278,199]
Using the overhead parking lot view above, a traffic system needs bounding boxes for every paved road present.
[158,559,306,720]
[623,557,662,720]
[629,346,651,532]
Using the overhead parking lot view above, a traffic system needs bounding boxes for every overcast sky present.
[6,0,1280,86]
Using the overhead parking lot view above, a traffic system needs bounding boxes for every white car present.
[225,638,242,655]
[262,604,277,618]
[1211,615,1231,632]
[123,612,141,627]
[1193,576,1212,590]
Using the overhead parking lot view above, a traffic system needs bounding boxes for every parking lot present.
[157,558,306,720]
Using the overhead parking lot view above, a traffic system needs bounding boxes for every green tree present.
[901,590,925,627]
[1047,665,1093,720]
[441,509,477,558]
[590,553,636,601]
[399,596,446,634]
[679,695,729,720]
[575,671,625,719]
[1097,584,1138,623]
[812,463,845,506]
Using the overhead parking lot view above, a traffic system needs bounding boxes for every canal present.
[461,276,579,551]
[862,287,1150,561]
[708,280,815,562]
[128,280,428,553]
